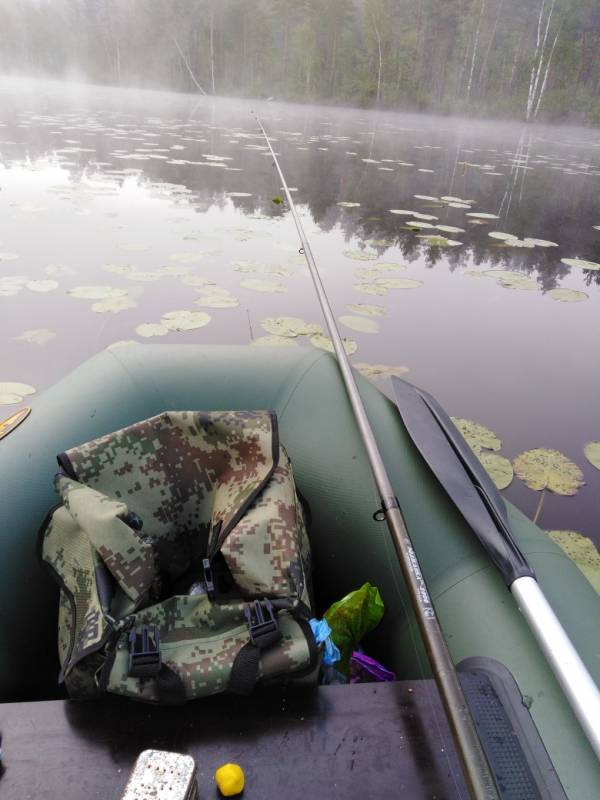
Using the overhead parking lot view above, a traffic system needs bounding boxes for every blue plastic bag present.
[309,618,341,666]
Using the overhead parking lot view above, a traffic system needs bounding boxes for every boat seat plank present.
[0,681,466,799]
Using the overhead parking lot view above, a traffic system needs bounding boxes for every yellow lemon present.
[215,762,245,796]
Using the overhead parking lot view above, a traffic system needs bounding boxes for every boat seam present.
[276,350,330,419]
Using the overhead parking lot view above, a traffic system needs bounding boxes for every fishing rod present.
[255,115,500,800]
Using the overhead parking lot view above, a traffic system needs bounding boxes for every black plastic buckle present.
[202,558,216,600]
[245,598,281,650]
[128,624,161,678]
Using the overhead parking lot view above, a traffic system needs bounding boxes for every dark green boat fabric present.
[1,345,599,798]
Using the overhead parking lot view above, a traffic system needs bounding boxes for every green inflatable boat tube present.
[1,344,599,797]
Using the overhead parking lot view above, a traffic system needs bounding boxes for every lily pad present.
[182,275,216,287]
[16,329,56,345]
[497,275,538,291]
[524,238,558,247]
[0,276,27,297]
[546,530,600,593]
[240,278,287,293]
[513,449,584,495]
[483,270,522,280]
[498,238,535,249]
[410,212,438,221]
[194,294,239,308]
[196,285,232,297]
[103,264,136,276]
[436,225,465,234]
[376,277,423,289]
[309,333,358,355]
[546,288,588,303]
[488,232,517,241]
[366,239,395,247]
[0,381,36,405]
[339,315,379,334]
[404,221,436,230]
[451,417,501,453]
[92,295,137,313]
[26,279,59,292]
[354,363,409,379]
[123,271,164,282]
[260,317,322,338]
[354,267,388,280]
[251,335,299,347]
[560,258,600,271]
[343,250,379,261]
[68,285,127,300]
[478,452,514,490]
[135,323,169,338]
[347,303,386,317]
[353,283,388,296]
[161,310,211,331]
[583,441,600,471]
[417,236,462,247]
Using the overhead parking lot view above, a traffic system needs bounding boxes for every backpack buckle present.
[245,598,281,650]
[202,558,216,600]
[128,623,161,678]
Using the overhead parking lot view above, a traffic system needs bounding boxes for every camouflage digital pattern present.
[40,410,315,702]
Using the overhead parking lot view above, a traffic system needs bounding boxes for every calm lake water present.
[1,78,599,546]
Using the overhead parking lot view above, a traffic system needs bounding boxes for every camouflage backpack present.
[39,410,318,704]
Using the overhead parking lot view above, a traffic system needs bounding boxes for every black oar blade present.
[391,376,533,587]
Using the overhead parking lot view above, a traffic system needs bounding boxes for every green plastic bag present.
[324,583,384,675]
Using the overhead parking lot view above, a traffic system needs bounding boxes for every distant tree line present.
[2,0,600,124]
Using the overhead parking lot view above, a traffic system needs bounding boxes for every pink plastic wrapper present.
[349,651,396,683]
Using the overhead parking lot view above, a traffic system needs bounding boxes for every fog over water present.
[1,78,600,546]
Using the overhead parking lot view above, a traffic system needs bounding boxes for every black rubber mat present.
[459,658,566,800]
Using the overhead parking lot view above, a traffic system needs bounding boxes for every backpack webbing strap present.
[229,598,282,695]
[155,664,187,705]
[229,641,263,695]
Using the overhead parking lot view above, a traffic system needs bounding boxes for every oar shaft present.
[256,117,500,800]
[512,577,600,758]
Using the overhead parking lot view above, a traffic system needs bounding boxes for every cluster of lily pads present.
[452,417,600,593]
[463,267,590,301]
[342,253,424,296]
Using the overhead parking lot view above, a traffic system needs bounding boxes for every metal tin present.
[120,750,197,800]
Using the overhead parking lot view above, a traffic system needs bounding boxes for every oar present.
[392,372,600,760]
[255,115,501,800]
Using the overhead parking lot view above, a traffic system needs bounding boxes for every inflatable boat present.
[1,344,599,799]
